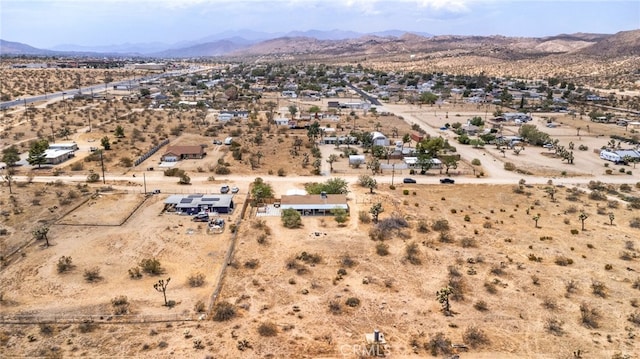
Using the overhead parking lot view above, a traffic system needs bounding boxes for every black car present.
[403,178,417,183]
[440,178,455,184]
[220,185,230,194]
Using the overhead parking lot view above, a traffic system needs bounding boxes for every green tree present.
[282,208,302,228]
[326,154,338,172]
[101,136,111,150]
[3,171,13,194]
[442,156,458,175]
[518,124,550,146]
[2,145,20,167]
[27,139,49,168]
[419,92,438,105]
[369,202,383,224]
[305,178,349,194]
[608,212,615,226]
[532,214,540,228]
[402,133,411,149]
[140,88,151,97]
[288,105,298,119]
[115,125,125,138]
[178,173,191,185]
[57,127,71,140]
[331,207,348,225]
[251,177,274,205]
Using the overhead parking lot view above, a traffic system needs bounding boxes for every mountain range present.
[1,29,638,59]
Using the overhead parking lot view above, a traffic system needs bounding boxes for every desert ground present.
[2,65,640,359]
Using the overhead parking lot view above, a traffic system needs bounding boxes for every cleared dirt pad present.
[57,192,147,226]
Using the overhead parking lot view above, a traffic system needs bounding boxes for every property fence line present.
[206,195,248,314]
[0,313,200,325]
[134,139,170,167]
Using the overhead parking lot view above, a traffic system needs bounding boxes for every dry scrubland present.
[0,67,148,100]
[3,184,640,357]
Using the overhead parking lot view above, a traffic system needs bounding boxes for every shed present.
[349,155,365,166]
[371,131,389,146]
[224,137,234,145]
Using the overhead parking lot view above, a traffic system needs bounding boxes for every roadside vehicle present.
[220,185,230,193]
[403,178,416,183]
[440,178,455,184]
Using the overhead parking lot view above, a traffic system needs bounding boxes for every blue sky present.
[1,0,638,48]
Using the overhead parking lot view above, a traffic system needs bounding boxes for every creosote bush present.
[188,272,206,287]
[463,326,489,348]
[257,322,278,337]
[213,301,236,322]
[140,258,163,275]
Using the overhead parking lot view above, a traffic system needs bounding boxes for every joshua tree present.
[32,225,50,247]
[546,186,556,201]
[326,154,338,172]
[608,213,615,226]
[533,214,541,228]
[154,278,171,306]
[436,286,453,316]
[578,212,589,231]
[369,202,383,224]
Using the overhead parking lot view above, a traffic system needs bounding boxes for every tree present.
[305,178,349,195]
[2,146,20,168]
[153,278,171,306]
[312,158,322,175]
[57,127,71,140]
[532,214,540,228]
[282,208,302,228]
[115,125,125,138]
[331,207,348,225]
[358,174,377,194]
[326,154,338,172]
[32,225,50,247]
[402,133,411,149]
[288,105,298,119]
[442,156,458,175]
[139,88,151,97]
[369,202,383,224]
[436,286,453,316]
[27,139,49,168]
[307,121,321,143]
[101,136,111,150]
[251,177,274,206]
[366,157,380,175]
[518,124,550,146]
[546,186,556,201]
[579,212,589,231]
[3,171,13,194]
[419,92,438,105]
[608,213,615,226]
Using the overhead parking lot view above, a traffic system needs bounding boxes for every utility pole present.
[391,163,395,187]
[100,151,106,184]
[143,172,147,194]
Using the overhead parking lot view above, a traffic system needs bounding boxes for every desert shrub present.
[78,321,97,333]
[282,208,302,228]
[341,254,356,268]
[403,189,409,195]
[460,237,477,248]
[554,256,574,266]
[484,281,497,294]
[257,322,278,337]
[345,297,361,307]
[570,229,579,235]
[244,259,259,269]
[83,267,102,282]
[405,242,421,265]
[608,200,619,208]
[471,158,481,166]
[490,265,505,276]
[425,332,452,356]
[188,272,206,287]
[463,326,489,348]
[213,301,236,322]
[448,277,465,301]
[504,162,516,171]
[588,190,607,201]
[376,242,389,256]
[128,266,142,279]
[214,165,230,175]
[545,317,564,336]
[591,280,607,298]
[580,302,600,328]
[417,220,430,233]
[541,297,557,311]
[630,217,640,228]
[377,216,409,232]
[632,277,640,290]
[57,256,73,273]
[628,312,640,326]
[194,300,206,313]
[328,300,342,315]
[620,251,634,261]
[620,183,632,192]
[296,251,322,264]
[111,295,130,315]
[432,219,450,232]
[473,300,488,311]
[358,210,371,224]
[565,280,579,296]
[482,221,492,229]
[140,258,163,275]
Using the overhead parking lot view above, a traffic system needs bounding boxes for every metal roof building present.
[164,194,235,215]
[280,194,348,216]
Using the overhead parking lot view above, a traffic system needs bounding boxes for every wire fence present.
[0,313,202,325]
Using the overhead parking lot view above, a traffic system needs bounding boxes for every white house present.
[274,118,291,126]
[598,149,640,164]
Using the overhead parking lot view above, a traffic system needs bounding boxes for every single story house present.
[220,110,249,119]
[44,149,75,165]
[164,194,235,215]
[280,193,349,216]
[403,157,442,169]
[161,145,205,162]
[274,118,291,126]
[49,143,79,151]
[323,136,357,145]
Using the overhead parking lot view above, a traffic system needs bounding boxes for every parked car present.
[231,186,239,194]
[440,178,455,184]
[403,178,416,183]
[543,143,553,148]
[220,185,230,194]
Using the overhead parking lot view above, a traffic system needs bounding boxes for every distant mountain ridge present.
[1,29,638,59]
